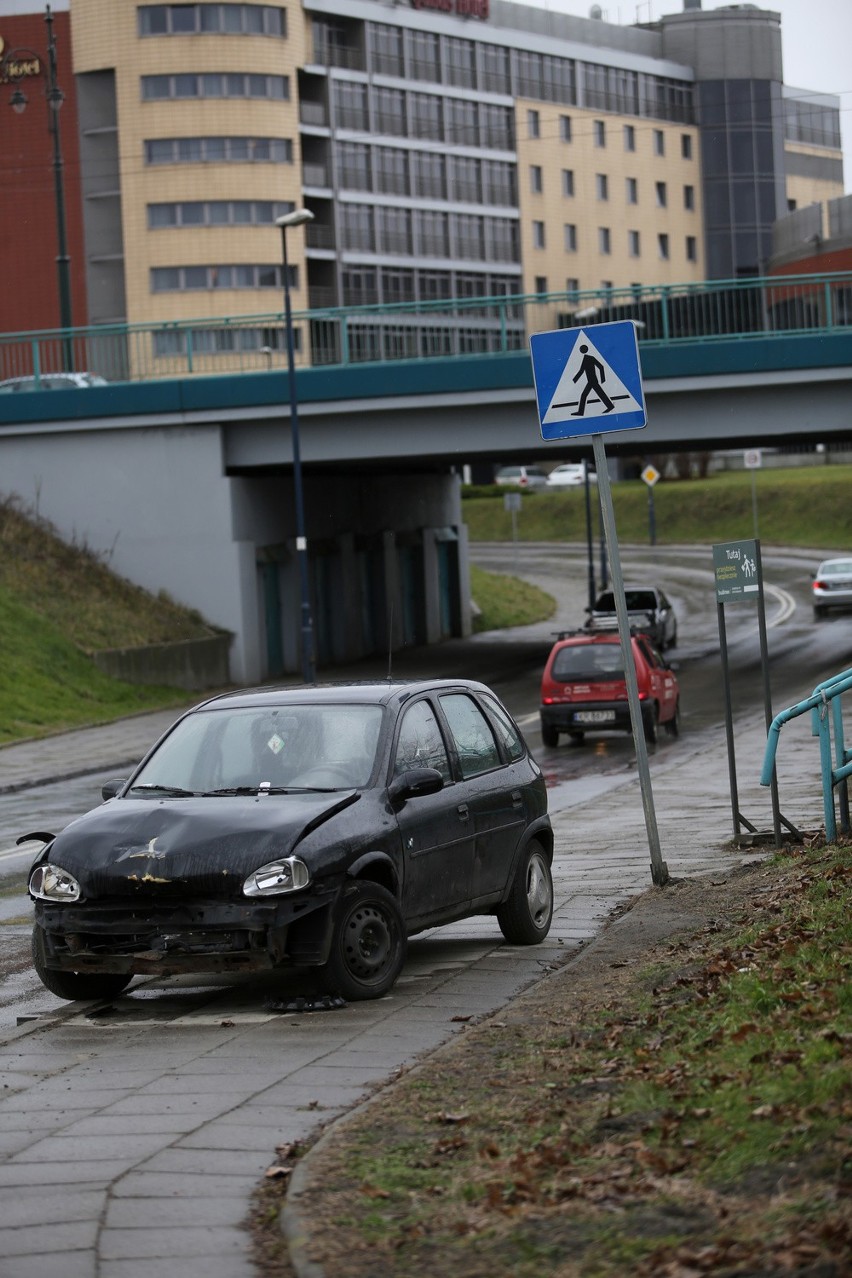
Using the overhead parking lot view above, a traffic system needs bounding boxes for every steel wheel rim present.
[342,902,394,982]
[526,853,552,927]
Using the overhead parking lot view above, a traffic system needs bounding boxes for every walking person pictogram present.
[572,344,614,415]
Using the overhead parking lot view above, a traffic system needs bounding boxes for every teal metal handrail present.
[1,269,850,386]
[761,667,852,841]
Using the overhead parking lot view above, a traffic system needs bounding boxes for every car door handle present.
[457,803,470,821]
[512,789,523,808]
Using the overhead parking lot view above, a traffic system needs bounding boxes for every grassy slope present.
[463,464,852,549]
[0,498,215,744]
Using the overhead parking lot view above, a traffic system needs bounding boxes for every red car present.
[540,631,680,746]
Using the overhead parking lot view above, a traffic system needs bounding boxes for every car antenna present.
[386,603,394,681]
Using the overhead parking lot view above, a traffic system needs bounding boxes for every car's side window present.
[481,694,525,762]
[394,700,451,782]
[439,693,501,779]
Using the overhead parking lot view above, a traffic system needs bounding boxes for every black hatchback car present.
[25,681,553,1003]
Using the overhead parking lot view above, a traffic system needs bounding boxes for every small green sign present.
[713,539,761,604]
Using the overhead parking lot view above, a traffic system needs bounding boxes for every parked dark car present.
[540,631,680,746]
[25,681,553,1003]
[585,586,677,650]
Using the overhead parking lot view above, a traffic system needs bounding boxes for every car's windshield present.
[552,644,624,682]
[130,704,385,794]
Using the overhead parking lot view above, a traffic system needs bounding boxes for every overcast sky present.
[516,0,852,192]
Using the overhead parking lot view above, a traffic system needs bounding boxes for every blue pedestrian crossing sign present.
[529,320,647,440]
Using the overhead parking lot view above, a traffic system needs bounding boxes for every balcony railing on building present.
[1,272,850,388]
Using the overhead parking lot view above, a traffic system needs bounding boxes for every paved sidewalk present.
[0,684,827,1278]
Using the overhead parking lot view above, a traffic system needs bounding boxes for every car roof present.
[188,678,498,713]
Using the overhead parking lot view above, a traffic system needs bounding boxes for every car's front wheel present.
[31,926,133,1002]
[497,841,553,945]
[321,882,407,1001]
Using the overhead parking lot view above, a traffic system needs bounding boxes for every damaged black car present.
[25,680,553,1002]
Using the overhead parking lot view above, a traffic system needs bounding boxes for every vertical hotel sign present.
[410,0,490,18]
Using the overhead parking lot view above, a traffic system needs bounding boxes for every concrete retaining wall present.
[92,633,232,691]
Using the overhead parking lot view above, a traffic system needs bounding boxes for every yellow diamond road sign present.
[641,465,660,487]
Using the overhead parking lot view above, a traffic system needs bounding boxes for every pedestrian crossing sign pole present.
[529,321,667,887]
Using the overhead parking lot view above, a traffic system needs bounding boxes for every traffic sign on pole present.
[529,321,647,440]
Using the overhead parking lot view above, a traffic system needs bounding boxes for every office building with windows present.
[0,0,843,352]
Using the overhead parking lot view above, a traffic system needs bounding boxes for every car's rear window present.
[594,591,657,612]
[821,561,852,576]
[551,644,624,682]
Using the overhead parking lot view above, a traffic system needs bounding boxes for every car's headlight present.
[29,864,81,902]
[243,857,310,897]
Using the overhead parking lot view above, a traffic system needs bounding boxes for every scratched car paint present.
[25,681,553,1002]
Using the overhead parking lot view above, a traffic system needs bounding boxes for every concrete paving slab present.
[104,1194,249,1230]
[2,1251,98,1278]
[99,1225,249,1260]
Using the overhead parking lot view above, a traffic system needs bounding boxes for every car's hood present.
[39,793,359,899]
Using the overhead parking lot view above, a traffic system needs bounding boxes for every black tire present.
[541,723,559,748]
[668,625,678,650]
[31,926,132,1002]
[643,704,659,745]
[497,841,553,945]
[814,606,826,619]
[664,699,680,738]
[321,882,406,1001]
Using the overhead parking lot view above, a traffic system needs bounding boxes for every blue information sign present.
[529,320,647,440]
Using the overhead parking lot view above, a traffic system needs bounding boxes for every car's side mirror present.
[388,767,444,806]
[101,777,128,800]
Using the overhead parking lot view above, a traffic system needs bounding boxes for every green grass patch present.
[290,844,852,1277]
[469,563,556,632]
[462,464,852,549]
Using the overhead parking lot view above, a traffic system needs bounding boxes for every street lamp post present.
[275,208,316,684]
[1,5,72,364]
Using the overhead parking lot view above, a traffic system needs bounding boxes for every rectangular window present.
[681,133,692,159]
[653,128,665,156]
[564,223,577,252]
[626,176,638,204]
[530,164,543,194]
[623,124,635,151]
[684,184,695,211]
[532,220,546,249]
[686,235,697,262]
[596,173,608,201]
[655,181,667,208]
[628,229,640,257]
[559,114,572,142]
[527,109,540,139]
[534,276,548,295]
[594,119,606,147]
[598,226,611,255]
[658,232,670,259]
[561,169,574,197]
[565,277,579,296]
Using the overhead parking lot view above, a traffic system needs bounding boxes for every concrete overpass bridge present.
[1,273,850,683]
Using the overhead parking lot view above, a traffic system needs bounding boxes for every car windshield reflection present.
[131,703,385,794]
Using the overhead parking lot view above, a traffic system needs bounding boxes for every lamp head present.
[276,208,314,230]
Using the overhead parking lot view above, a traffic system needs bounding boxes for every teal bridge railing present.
[761,668,852,842]
[1,270,851,387]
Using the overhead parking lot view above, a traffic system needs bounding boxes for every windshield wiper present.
[202,786,340,796]
[129,783,197,797]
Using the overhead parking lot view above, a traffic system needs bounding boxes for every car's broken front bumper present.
[33,882,340,976]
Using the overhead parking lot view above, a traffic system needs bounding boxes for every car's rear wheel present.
[664,699,680,737]
[643,704,659,744]
[541,723,559,748]
[497,841,553,945]
[321,882,406,1001]
[31,926,133,1002]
